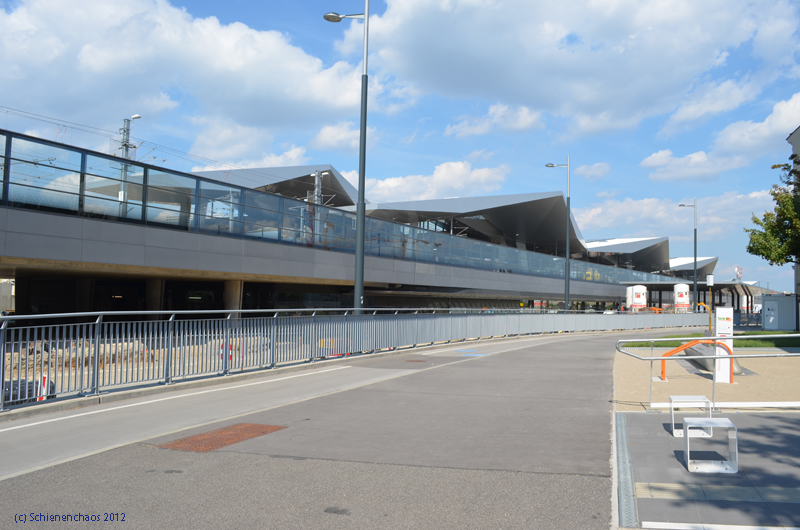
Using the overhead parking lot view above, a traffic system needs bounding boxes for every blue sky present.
[1,0,799,291]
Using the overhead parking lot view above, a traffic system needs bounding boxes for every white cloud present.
[488,104,542,130]
[714,92,800,156]
[310,121,378,152]
[191,146,308,172]
[574,162,610,181]
[597,189,619,198]
[640,150,674,168]
[641,150,748,181]
[188,117,308,169]
[248,146,309,168]
[663,79,762,133]
[642,92,800,181]
[574,190,775,241]
[445,104,543,138]
[188,117,273,163]
[467,150,496,162]
[341,0,800,134]
[0,0,412,153]
[364,161,510,202]
[340,169,359,189]
[444,118,493,138]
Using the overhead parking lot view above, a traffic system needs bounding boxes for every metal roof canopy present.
[358,192,586,253]
[586,237,670,273]
[194,165,360,208]
[668,257,719,279]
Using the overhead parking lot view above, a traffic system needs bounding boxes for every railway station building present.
[0,128,766,316]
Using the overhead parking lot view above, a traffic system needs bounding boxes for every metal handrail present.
[0,307,698,322]
[616,334,800,410]
[0,310,706,412]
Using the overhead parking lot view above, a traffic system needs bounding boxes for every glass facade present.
[0,129,676,286]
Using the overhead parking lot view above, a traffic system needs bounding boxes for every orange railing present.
[660,339,733,381]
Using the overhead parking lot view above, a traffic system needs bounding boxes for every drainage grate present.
[616,412,639,528]
[157,423,287,453]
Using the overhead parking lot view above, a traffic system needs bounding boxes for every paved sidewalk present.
[618,411,800,529]
[614,334,800,529]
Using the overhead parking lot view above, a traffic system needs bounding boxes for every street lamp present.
[324,2,370,311]
[679,199,697,312]
[546,156,571,311]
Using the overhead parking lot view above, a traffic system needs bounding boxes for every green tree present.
[745,154,800,266]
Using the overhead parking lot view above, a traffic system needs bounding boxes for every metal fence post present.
[270,312,277,368]
[372,309,378,353]
[0,319,8,411]
[163,314,176,385]
[224,313,232,376]
[90,315,103,396]
[311,311,317,362]
[414,310,418,347]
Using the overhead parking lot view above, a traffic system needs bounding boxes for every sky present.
[1,0,799,291]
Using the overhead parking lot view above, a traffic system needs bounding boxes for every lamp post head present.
[131,114,141,120]
[545,163,555,167]
[324,12,344,22]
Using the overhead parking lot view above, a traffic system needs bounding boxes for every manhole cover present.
[405,360,426,362]
[158,423,287,453]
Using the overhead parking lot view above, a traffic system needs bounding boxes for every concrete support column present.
[15,277,30,315]
[146,279,164,320]
[76,278,93,313]
[224,280,244,317]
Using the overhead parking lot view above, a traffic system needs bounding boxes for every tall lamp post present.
[679,199,698,312]
[546,156,571,311]
[119,114,141,218]
[324,2,370,311]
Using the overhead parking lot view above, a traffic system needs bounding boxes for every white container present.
[762,294,798,331]
[631,285,647,310]
[674,283,690,312]
[625,286,633,310]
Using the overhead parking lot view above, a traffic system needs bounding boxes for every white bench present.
[669,395,712,437]
[684,417,738,473]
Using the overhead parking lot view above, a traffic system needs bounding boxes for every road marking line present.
[0,366,351,434]
[420,349,457,356]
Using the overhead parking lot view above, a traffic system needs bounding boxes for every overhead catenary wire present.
[0,106,353,198]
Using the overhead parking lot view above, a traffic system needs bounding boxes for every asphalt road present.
[0,330,652,529]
